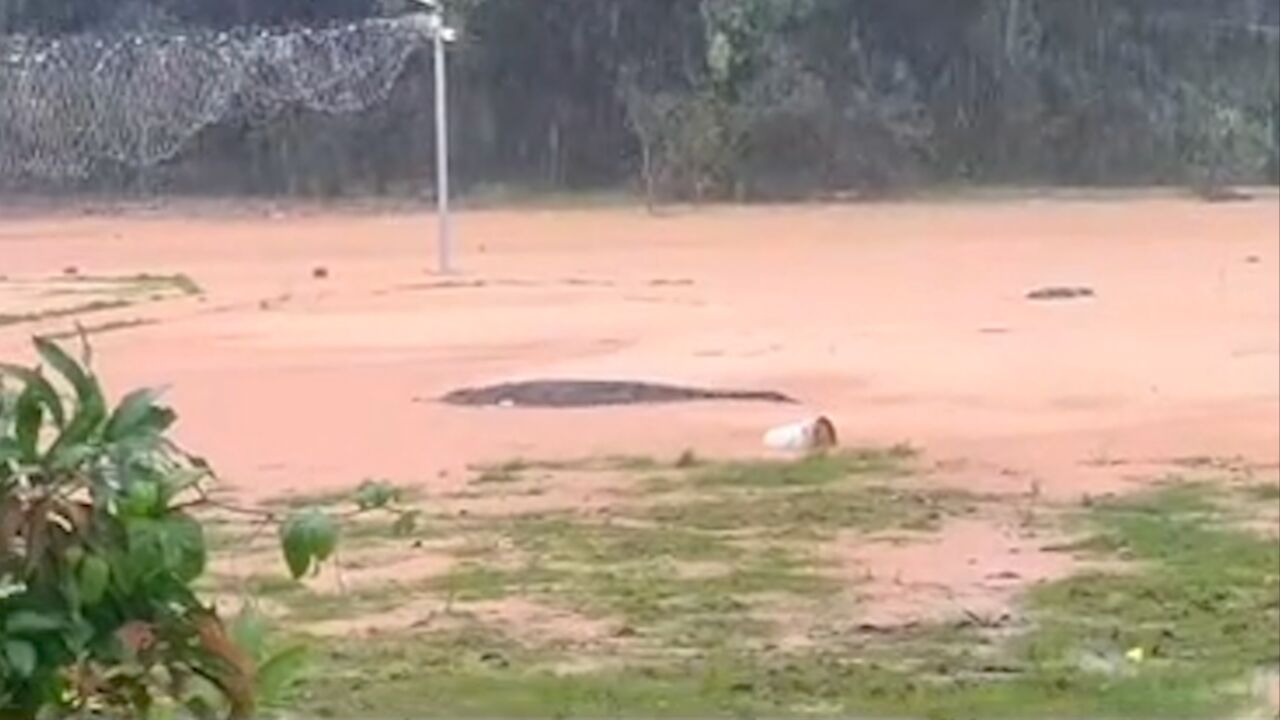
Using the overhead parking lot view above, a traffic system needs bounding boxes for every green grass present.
[470,459,540,485]
[469,454,687,485]
[1170,455,1251,472]
[503,515,741,564]
[0,273,202,328]
[603,455,663,472]
[52,272,202,297]
[202,525,263,553]
[42,317,155,340]
[414,512,834,644]
[239,447,958,648]
[0,299,131,327]
[140,272,201,297]
[1026,484,1279,681]
[62,273,201,298]
[645,485,956,538]
[339,513,438,546]
[213,572,424,624]
[1242,481,1280,503]
[283,472,1278,719]
[565,549,831,639]
[690,446,916,488]
[473,468,526,485]
[296,633,1246,719]
[260,487,359,510]
[631,474,681,495]
[427,562,567,604]
[236,573,309,598]
[634,447,954,540]
[260,482,422,513]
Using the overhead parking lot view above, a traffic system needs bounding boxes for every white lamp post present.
[413,0,457,273]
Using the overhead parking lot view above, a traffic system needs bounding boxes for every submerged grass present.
[0,299,131,327]
[691,445,916,489]
[1242,481,1280,503]
[1026,484,1279,685]
[421,514,830,641]
[644,485,956,538]
[254,452,1276,718]
[0,272,202,327]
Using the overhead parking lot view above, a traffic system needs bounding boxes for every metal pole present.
[433,18,452,274]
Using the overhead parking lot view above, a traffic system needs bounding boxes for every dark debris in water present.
[1026,286,1095,301]
[439,379,797,408]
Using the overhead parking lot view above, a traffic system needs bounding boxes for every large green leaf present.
[33,337,94,403]
[3,639,36,678]
[126,514,207,583]
[256,644,310,705]
[37,337,108,459]
[47,444,98,473]
[76,554,112,606]
[165,514,207,582]
[228,606,268,660]
[0,379,13,429]
[0,438,20,464]
[125,519,166,581]
[5,610,65,635]
[280,528,311,580]
[280,510,338,579]
[47,405,107,466]
[105,546,137,595]
[119,480,161,518]
[0,364,64,429]
[355,479,399,510]
[13,385,45,462]
[104,388,176,442]
[309,517,338,562]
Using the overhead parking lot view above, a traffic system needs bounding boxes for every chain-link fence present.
[0,17,427,184]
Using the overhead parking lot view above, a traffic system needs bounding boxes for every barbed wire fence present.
[0,16,431,185]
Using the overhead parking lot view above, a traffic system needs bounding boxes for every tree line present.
[2,0,1277,200]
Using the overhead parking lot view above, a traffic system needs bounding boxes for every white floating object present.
[764,416,838,452]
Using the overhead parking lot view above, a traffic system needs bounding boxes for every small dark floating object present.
[1026,286,1095,301]
[312,266,329,279]
[442,379,796,408]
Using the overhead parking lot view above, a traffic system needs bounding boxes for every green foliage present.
[5,0,1276,197]
[0,337,253,718]
[280,510,339,579]
[0,337,260,718]
[354,479,400,511]
[227,606,309,711]
[1028,484,1280,678]
[0,337,404,719]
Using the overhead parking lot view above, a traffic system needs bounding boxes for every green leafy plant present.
[0,336,415,719]
[275,479,418,579]
[225,605,308,714]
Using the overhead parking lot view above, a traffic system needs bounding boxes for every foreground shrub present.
[0,337,407,718]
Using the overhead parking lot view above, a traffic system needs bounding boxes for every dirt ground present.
[3,195,1275,502]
